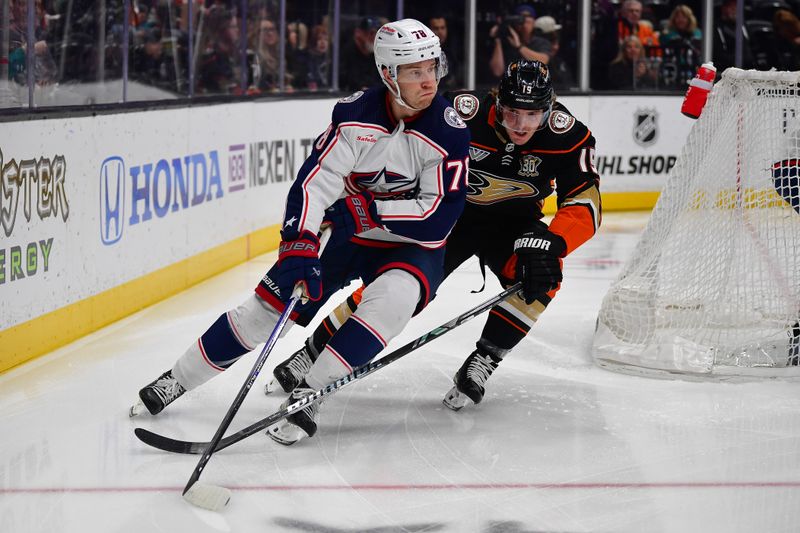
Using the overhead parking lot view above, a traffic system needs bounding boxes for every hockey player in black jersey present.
[267,59,601,410]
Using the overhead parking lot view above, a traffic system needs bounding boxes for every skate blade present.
[129,399,146,417]
[264,377,280,395]
[266,422,308,446]
[442,386,469,411]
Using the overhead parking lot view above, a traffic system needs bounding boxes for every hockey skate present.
[265,340,317,394]
[443,349,501,411]
[267,381,320,445]
[129,370,186,416]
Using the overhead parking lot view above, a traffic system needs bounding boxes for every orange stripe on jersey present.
[489,308,529,335]
[563,183,586,198]
[470,141,498,152]
[523,130,591,155]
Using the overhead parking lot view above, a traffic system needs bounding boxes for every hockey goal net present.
[593,68,800,379]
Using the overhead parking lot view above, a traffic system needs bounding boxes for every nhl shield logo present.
[633,108,658,147]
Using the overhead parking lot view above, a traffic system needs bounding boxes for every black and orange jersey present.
[446,90,601,256]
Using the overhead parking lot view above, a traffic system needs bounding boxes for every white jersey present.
[282,86,471,248]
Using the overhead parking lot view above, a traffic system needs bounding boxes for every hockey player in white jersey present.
[130,18,471,446]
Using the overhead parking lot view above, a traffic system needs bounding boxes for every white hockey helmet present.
[373,19,448,106]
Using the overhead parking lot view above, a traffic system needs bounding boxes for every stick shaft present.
[182,229,331,494]
[182,295,299,494]
[138,283,522,455]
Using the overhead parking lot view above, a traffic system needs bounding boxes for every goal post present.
[593,68,800,379]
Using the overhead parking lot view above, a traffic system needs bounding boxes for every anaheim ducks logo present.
[453,94,479,120]
[548,110,575,134]
[466,168,539,205]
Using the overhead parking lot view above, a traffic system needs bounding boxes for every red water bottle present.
[681,62,717,119]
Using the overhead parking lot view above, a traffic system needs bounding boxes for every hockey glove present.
[513,228,567,305]
[323,191,383,245]
[277,230,323,302]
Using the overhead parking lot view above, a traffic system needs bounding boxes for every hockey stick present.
[181,229,331,512]
[135,282,523,458]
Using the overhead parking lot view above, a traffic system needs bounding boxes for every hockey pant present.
[301,243,561,361]
[171,269,422,391]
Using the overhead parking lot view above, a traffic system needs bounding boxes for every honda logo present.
[100,156,125,245]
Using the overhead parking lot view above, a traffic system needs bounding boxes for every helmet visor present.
[395,55,448,83]
[496,102,550,133]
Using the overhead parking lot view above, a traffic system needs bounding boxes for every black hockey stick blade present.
[180,229,332,508]
[135,283,522,455]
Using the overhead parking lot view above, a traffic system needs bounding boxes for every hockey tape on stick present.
[181,228,331,511]
[135,282,523,456]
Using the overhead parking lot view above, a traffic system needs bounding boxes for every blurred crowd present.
[2,0,799,104]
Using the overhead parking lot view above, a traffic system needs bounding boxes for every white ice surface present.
[1,212,799,533]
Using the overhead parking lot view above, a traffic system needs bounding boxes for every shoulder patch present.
[444,106,467,129]
[548,110,576,134]
[338,91,364,103]
[453,94,480,120]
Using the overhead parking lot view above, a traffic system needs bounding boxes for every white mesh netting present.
[593,68,800,379]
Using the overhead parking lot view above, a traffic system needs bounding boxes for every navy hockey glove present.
[277,230,323,302]
[323,191,383,244]
[513,228,567,305]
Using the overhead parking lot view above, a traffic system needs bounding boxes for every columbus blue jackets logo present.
[346,168,416,196]
[453,94,480,120]
[338,91,364,103]
[633,108,658,147]
[444,107,467,129]
[466,168,539,205]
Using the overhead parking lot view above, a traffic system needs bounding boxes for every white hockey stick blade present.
[128,399,146,417]
[264,377,280,395]
[183,482,232,512]
[442,385,469,411]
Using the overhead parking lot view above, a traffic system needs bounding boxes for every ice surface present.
[1,212,799,533]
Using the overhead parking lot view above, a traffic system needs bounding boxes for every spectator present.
[131,27,175,92]
[286,21,309,89]
[7,0,57,86]
[340,16,383,92]
[607,35,658,90]
[251,17,282,92]
[489,4,552,78]
[713,0,754,71]
[429,15,462,90]
[535,16,575,91]
[616,0,661,56]
[773,9,800,71]
[305,24,331,91]
[660,4,702,88]
[196,5,239,94]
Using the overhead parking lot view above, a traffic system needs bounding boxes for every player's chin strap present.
[381,78,426,111]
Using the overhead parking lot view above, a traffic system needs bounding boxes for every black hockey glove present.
[513,228,567,305]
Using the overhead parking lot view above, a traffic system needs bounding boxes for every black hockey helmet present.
[497,60,554,111]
